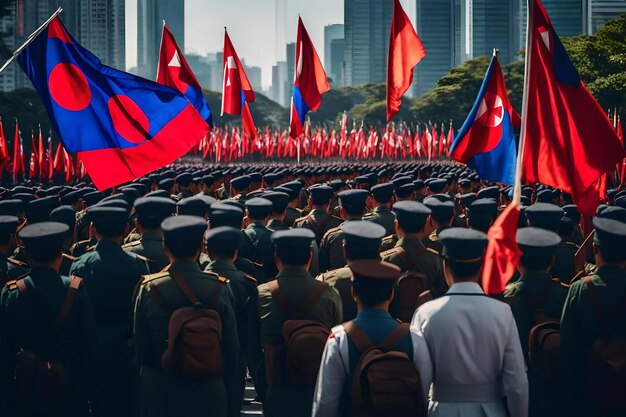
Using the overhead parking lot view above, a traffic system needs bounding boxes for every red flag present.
[0,118,8,174]
[521,0,625,215]
[446,122,454,157]
[53,142,64,176]
[386,0,425,122]
[482,202,522,295]
[29,131,38,180]
[12,121,25,181]
[63,147,74,183]
[37,126,49,181]
[47,133,54,181]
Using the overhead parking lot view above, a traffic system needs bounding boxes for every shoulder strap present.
[395,246,426,271]
[306,214,331,239]
[379,323,411,351]
[170,270,222,308]
[342,321,373,353]
[148,283,171,313]
[53,276,82,331]
[296,281,328,319]
[268,279,328,319]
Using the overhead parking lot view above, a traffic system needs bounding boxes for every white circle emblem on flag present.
[475,93,504,128]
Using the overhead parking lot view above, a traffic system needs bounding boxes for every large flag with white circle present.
[16,17,210,190]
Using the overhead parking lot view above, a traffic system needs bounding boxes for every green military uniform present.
[292,209,341,245]
[503,272,568,417]
[176,189,193,200]
[0,255,29,287]
[123,229,141,244]
[60,252,75,277]
[216,183,230,200]
[244,222,275,275]
[0,268,97,417]
[316,267,357,321]
[422,226,450,254]
[284,206,302,227]
[381,237,447,299]
[69,239,149,417]
[255,266,342,417]
[123,231,169,273]
[550,241,578,284]
[560,265,626,417]
[70,237,97,257]
[134,262,240,417]
[362,205,396,236]
[230,193,248,203]
[379,234,398,252]
[205,258,259,404]
[267,219,319,277]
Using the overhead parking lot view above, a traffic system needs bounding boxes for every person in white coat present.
[410,227,529,417]
[311,258,432,417]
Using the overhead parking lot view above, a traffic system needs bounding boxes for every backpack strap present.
[307,214,332,240]
[52,276,82,331]
[296,281,328,319]
[170,271,202,306]
[342,321,373,353]
[148,283,172,313]
[379,323,411,351]
[395,246,426,272]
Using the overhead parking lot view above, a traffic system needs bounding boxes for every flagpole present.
[512,0,534,206]
[0,7,63,75]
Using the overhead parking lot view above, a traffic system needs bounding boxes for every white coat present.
[410,282,529,417]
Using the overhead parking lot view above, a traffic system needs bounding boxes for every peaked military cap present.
[439,227,488,262]
[342,221,386,251]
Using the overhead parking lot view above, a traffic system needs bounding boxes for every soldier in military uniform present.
[422,196,455,254]
[319,189,369,272]
[503,227,568,417]
[381,201,447,300]
[123,197,176,273]
[204,226,260,407]
[229,175,251,202]
[317,221,386,321]
[0,216,29,286]
[363,183,396,236]
[50,205,79,276]
[279,181,304,227]
[254,229,342,417]
[560,217,626,417]
[293,185,341,245]
[525,203,578,284]
[69,206,149,417]
[244,198,276,275]
[0,222,96,417]
[175,173,194,200]
[134,216,240,417]
[264,191,291,233]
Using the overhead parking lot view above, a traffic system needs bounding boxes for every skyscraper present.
[588,0,626,33]
[414,0,461,96]
[344,0,393,86]
[329,38,345,86]
[137,0,184,80]
[461,0,517,64]
[324,24,344,85]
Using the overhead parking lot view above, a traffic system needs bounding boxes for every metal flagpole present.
[0,7,63,75]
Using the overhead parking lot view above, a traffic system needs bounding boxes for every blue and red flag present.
[521,0,625,215]
[16,17,210,190]
[157,22,212,127]
[450,53,520,185]
[222,30,257,139]
[289,17,329,139]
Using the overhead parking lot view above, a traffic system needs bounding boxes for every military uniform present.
[70,213,149,417]
[319,223,349,272]
[70,237,97,257]
[293,209,341,245]
[123,231,169,273]
[0,255,29,286]
[176,189,193,200]
[134,262,240,417]
[256,265,343,417]
[123,229,141,244]
[243,222,275,274]
[550,241,578,284]
[317,267,357,321]
[379,234,398,252]
[422,226,449,254]
[60,252,75,276]
[267,218,320,277]
[504,272,567,417]
[381,237,447,299]
[362,205,396,236]
[284,206,302,227]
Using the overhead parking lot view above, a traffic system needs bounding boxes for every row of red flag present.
[192,119,455,162]
[0,119,86,183]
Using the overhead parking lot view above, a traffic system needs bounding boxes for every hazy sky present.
[126,0,348,88]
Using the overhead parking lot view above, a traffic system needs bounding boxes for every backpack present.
[393,247,432,323]
[343,321,427,417]
[13,276,82,415]
[583,277,626,413]
[149,271,224,378]
[264,280,330,387]
[524,283,561,379]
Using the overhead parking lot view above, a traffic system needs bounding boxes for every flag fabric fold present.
[289,17,329,139]
[521,0,625,215]
[16,17,210,190]
[450,53,520,185]
[386,0,425,122]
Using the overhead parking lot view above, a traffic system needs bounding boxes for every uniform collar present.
[276,266,312,280]
[447,282,484,294]
[397,237,425,247]
[95,239,123,252]
[170,260,202,273]
[208,259,237,272]
[374,205,391,213]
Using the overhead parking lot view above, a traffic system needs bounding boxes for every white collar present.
[446,282,485,295]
